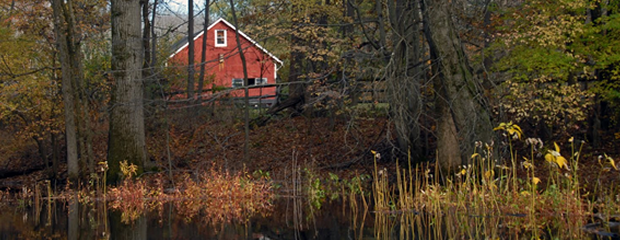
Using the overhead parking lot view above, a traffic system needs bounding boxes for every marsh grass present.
[362,122,620,239]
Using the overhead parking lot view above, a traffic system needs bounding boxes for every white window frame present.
[233,78,268,87]
[232,78,243,88]
[254,78,267,85]
[215,30,227,47]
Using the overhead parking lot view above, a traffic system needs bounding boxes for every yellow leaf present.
[554,142,561,153]
[494,122,507,131]
[471,153,480,159]
[532,177,541,185]
[545,153,555,164]
[556,156,568,170]
[513,124,523,139]
[605,154,617,171]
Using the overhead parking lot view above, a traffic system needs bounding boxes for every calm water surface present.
[0,197,612,239]
[0,198,375,240]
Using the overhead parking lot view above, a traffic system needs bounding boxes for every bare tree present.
[108,0,147,183]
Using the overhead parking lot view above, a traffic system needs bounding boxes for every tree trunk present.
[51,0,85,183]
[197,0,210,99]
[385,0,424,160]
[267,45,305,115]
[422,0,494,174]
[141,0,153,100]
[187,0,195,99]
[108,0,146,183]
[151,0,158,68]
[142,0,151,72]
[229,0,250,164]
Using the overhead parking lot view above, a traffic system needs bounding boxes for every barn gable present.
[169,18,283,66]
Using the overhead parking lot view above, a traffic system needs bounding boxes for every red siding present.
[169,21,278,103]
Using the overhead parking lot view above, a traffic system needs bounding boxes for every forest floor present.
[0,111,619,198]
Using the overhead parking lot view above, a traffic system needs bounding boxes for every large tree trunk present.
[51,0,87,182]
[108,0,146,183]
[422,0,494,174]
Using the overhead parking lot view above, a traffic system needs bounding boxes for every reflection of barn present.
[168,18,283,106]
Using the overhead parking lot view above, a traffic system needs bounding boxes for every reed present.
[363,122,620,239]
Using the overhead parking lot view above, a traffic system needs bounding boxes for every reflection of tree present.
[68,198,78,240]
[110,211,147,240]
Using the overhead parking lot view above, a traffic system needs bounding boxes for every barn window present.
[256,78,267,85]
[232,78,243,88]
[215,30,226,47]
[232,78,267,87]
[248,78,267,85]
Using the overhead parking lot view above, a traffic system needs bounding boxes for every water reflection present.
[0,198,348,239]
[0,197,611,239]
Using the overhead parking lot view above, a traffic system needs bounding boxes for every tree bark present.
[51,0,86,182]
[108,0,146,183]
[187,0,195,99]
[422,0,494,174]
[197,0,210,99]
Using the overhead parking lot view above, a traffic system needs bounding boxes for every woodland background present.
[0,0,619,187]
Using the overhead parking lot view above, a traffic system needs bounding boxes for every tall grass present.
[364,122,620,239]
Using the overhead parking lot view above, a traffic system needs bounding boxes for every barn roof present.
[169,18,283,66]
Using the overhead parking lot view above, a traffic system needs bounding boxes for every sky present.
[167,0,206,12]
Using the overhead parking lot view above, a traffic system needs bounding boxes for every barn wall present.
[169,21,278,100]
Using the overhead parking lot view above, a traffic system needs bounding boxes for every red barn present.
[168,18,283,106]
